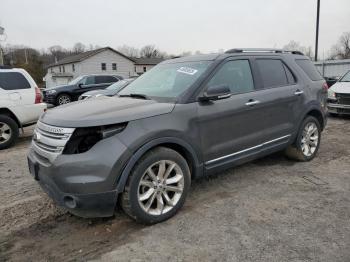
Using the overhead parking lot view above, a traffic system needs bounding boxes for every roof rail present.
[225,48,304,56]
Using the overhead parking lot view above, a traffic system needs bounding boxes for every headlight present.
[63,123,127,154]
[46,90,57,94]
[328,89,336,99]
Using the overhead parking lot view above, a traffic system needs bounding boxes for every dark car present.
[78,78,134,100]
[28,49,327,224]
[43,74,122,106]
[324,76,339,88]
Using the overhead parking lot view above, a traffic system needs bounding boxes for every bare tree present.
[283,41,314,59]
[329,32,350,60]
[117,45,139,57]
[140,45,161,58]
[72,42,86,54]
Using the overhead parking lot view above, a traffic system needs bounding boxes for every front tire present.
[56,94,71,106]
[285,116,321,161]
[121,147,191,224]
[0,115,19,150]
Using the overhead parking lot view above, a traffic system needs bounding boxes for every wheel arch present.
[116,137,203,193]
[0,108,21,127]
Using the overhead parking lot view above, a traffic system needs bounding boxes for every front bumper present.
[327,103,350,115]
[27,135,132,218]
[43,93,57,105]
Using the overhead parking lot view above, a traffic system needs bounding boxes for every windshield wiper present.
[119,93,151,100]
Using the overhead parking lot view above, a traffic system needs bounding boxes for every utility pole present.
[315,0,321,61]
[0,26,4,66]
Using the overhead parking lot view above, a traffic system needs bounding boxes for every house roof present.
[132,57,164,65]
[47,47,135,68]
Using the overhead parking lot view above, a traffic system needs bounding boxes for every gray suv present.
[28,49,328,224]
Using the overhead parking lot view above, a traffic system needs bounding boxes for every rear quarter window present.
[0,72,31,90]
[295,59,323,81]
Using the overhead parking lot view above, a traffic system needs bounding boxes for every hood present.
[82,89,114,97]
[40,96,175,127]
[330,82,350,94]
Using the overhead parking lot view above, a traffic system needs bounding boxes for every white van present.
[0,68,47,149]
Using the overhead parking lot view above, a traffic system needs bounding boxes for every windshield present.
[119,61,212,99]
[69,76,84,85]
[339,71,350,82]
[106,80,130,91]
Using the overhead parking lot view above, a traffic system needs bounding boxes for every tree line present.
[0,32,349,87]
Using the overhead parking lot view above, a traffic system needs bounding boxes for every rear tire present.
[285,116,321,162]
[0,115,19,150]
[121,147,191,224]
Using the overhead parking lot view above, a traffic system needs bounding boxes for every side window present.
[105,76,118,83]
[207,60,254,94]
[83,76,95,85]
[256,59,288,88]
[283,64,296,84]
[0,72,31,90]
[295,59,323,81]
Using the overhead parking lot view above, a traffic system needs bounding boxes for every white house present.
[44,47,164,88]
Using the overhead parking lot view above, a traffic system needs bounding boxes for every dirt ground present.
[1,116,350,262]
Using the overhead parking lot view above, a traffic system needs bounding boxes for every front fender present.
[115,137,203,193]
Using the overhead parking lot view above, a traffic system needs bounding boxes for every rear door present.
[197,58,267,170]
[252,57,304,146]
[0,71,34,106]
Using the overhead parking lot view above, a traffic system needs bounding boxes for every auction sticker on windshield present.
[177,67,198,75]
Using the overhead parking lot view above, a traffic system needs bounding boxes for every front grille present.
[32,121,75,163]
[336,93,350,105]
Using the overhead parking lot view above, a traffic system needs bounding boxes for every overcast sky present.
[0,0,349,56]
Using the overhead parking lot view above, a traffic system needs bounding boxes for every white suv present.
[0,68,47,149]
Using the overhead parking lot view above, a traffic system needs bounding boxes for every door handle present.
[294,90,304,96]
[245,99,260,106]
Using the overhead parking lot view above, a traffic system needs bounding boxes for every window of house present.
[59,66,62,73]
[256,59,289,88]
[101,63,106,71]
[134,66,137,72]
[112,63,117,71]
[143,66,147,73]
[62,66,65,73]
[206,60,254,94]
[72,64,75,72]
[0,72,31,90]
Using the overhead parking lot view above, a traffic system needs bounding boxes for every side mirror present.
[78,83,83,88]
[199,84,231,102]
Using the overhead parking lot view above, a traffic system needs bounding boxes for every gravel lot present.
[1,116,350,262]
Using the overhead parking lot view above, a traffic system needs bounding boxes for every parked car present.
[324,76,339,88]
[0,68,47,149]
[327,70,350,116]
[43,74,123,106]
[28,49,327,224]
[78,78,134,100]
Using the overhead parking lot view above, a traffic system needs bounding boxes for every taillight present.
[322,82,329,91]
[35,87,42,104]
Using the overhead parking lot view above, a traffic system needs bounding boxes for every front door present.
[197,59,267,171]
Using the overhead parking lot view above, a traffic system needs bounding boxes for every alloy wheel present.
[58,95,71,105]
[0,122,12,144]
[137,160,184,216]
[300,122,319,157]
